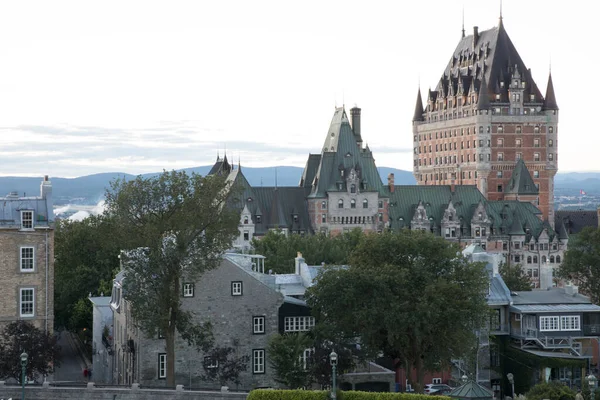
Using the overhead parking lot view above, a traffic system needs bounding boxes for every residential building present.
[412,16,559,226]
[109,252,317,389]
[0,176,54,333]
[89,295,113,384]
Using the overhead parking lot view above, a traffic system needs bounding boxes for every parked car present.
[424,384,453,395]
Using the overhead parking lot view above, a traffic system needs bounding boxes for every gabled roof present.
[505,159,539,195]
[543,72,559,110]
[509,212,525,235]
[208,154,232,176]
[300,154,321,188]
[413,88,424,121]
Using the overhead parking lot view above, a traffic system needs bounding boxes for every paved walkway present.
[52,331,88,383]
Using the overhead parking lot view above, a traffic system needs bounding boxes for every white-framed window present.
[20,288,35,317]
[300,348,314,370]
[204,356,219,369]
[432,378,442,384]
[21,210,33,229]
[253,316,265,334]
[158,353,167,379]
[183,283,194,297]
[539,316,559,331]
[284,316,315,332]
[515,314,522,321]
[560,316,580,331]
[231,281,243,296]
[253,349,265,374]
[20,247,35,272]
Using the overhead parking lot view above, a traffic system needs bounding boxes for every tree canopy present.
[558,227,600,303]
[107,170,240,385]
[0,321,61,381]
[499,262,532,292]
[306,230,489,392]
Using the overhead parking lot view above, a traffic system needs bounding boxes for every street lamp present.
[329,351,338,400]
[588,374,597,400]
[507,373,515,399]
[20,351,28,400]
[462,375,468,384]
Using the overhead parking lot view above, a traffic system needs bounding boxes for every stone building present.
[412,16,559,226]
[0,176,54,333]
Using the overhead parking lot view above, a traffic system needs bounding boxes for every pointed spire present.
[238,154,241,171]
[543,72,559,110]
[216,150,220,162]
[462,6,465,38]
[499,0,503,27]
[477,78,490,110]
[413,87,424,122]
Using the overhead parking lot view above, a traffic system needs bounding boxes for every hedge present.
[247,389,452,400]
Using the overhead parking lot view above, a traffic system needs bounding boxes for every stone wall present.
[0,383,247,400]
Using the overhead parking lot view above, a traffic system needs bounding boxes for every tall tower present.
[412,18,558,226]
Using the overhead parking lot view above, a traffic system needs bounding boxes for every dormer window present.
[243,216,249,224]
[21,211,33,230]
[293,214,298,223]
[340,170,344,178]
[256,215,262,223]
[350,184,356,194]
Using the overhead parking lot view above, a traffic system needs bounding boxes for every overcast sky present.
[0,0,593,178]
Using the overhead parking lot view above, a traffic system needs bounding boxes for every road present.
[52,331,87,383]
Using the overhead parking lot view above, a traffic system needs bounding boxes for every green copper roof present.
[448,381,493,400]
[505,159,539,195]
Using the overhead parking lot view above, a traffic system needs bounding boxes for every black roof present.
[543,72,559,110]
[555,210,598,235]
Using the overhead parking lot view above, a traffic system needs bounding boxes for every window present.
[534,153,540,162]
[540,316,559,331]
[338,199,343,209]
[20,247,34,272]
[549,126,554,134]
[497,138,504,147]
[256,215,261,223]
[350,184,356,194]
[432,378,442,384]
[527,256,532,264]
[560,316,581,331]
[350,199,356,209]
[516,138,521,148]
[549,153,554,161]
[231,281,243,296]
[497,185,503,192]
[21,211,33,229]
[253,349,265,374]
[378,200,383,209]
[534,138,540,147]
[204,356,219,369]
[557,255,561,263]
[301,348,314,370]
[322,201,327,209]
[498,153,504,161]
[497,171,503,178]
[516,153,522,160]
[321,214,326,223]
[243,216,249,224]
[549,139,554,147]
[533,171,539,178]
[243,231,249,241]
[284,316,315,332]
[253,316,265,334]
[158,354,167,378]
[20,288,34,317]
[183,283,194,297]
[362,199,368,209]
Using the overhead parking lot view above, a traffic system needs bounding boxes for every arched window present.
[363,199,368,209]
[527,256,532,264]
[338,199,343,209]
[542,256,547,264]
[350,184,356,194]
[550,255,555,263]
[556,255,561,263]
[533,256,538,264]
[243,216,249,224]
[350,199,356,209]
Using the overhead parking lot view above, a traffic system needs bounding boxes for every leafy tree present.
[558,227,600,303]
[526,381,575,400]
[200,346,249,387]
[268,333,314,389]
[306,230,489,393]
[499,262,532,292]
[0,321,61,381]
[251,229,362,274]
[107,170,239,386]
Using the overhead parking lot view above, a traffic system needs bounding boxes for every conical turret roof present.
[543,72,558,110]
[413,88,424,122]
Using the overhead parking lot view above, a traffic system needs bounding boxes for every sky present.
[0,0,594,178]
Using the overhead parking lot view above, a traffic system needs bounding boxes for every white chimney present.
[294,252,304,275]
[539,263,553,290]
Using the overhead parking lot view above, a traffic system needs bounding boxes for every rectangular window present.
[534,153,540,162]
[378,200,383,209]
[516,153,522,160]
[231,281,243,296]
[560,316,580,331]
[158,354,167,379]
[497,171,503,178]
[20,247,35,272]
[432,378,442,384]
[534,138,540,147]
[20,288,34,317]
[284,316,315,332]
[539,316,560,331]
[256,215,261,223]
[321,214,326,223]
[183,283,194,297]
[21,211,33,229]
[498,153,504,161]
[321,201,327,209]
[253,316,265,334]
[497,185,503,192]
[253,349,265,374]
[204,356,219,369]
[243,231,249,241]
[533,170,539,178]
[516,138,522,148]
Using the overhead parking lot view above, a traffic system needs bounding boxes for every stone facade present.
[0,177,54,333]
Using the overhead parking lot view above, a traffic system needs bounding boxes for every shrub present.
[247,389,452,400]
[526,381,576,400]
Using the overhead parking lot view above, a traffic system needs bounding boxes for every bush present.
[526,381,576,400]
[247,389,452,400]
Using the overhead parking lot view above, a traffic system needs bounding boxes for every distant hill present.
[1,168,599,205]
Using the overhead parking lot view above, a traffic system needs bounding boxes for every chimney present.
[450,179,456,193]
[472,26,479,49]
[40,175,54,222]
[294,252,305,275]
[540,262,553,290]
[388,173,395,193]
[350,107,361,143]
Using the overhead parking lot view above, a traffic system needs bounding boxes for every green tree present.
[200,346,249,387]
[558,227,600,303]
[499,262,532,291]
[107,170,239,386]
[0,321,61,381]
[306,230,489,393]
[268,333,314,389]
[526,381,575,400]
